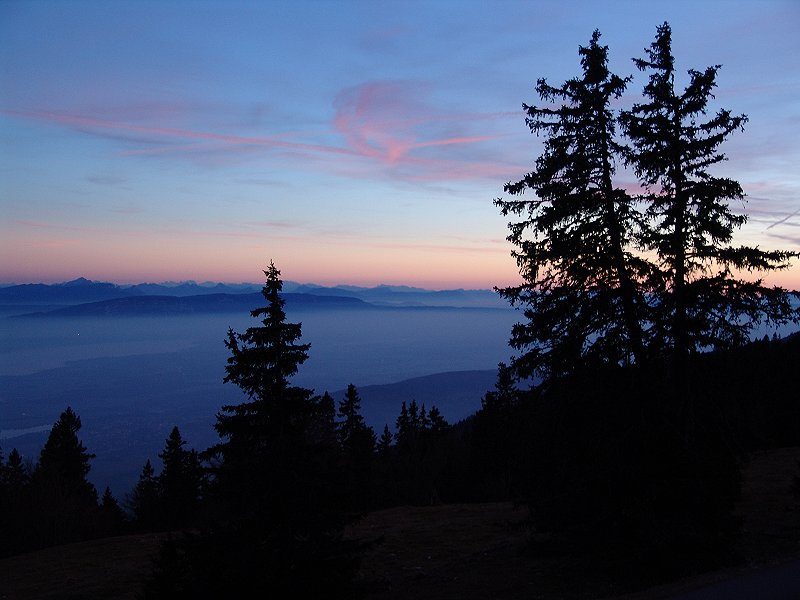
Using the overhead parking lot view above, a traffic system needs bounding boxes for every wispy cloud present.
[1,82,520,183]
[331,81,515,179]
[1,109,355,157]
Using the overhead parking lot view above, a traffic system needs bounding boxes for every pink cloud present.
[1,109,355,157]
[2,84,521,182]
[331,81,505,172]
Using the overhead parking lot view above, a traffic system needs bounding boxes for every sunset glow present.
[1,1,798,290]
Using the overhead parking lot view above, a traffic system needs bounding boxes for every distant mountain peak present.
[62,277,94,287]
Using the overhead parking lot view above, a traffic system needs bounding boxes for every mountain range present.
[0,277,509,315]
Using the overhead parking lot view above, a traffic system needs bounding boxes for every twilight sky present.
[1,0,798,289]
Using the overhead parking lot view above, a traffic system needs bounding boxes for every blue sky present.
[1,0,798,289]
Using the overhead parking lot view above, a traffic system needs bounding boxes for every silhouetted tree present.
[147,262,361,598]
[336,384,376,509]
[208,262,317,498]
[308,391,337,447]
[0,448,30,556]
[1,447,28,490]
[620,22,798,367]
[392,400,451,504]
[128,459,160,530]
[496,30,653,381]
[377,425,393,456]
[470,363,519,499]
[493,24,799,575]
[207,262,330,521]
[337,384,376,457]
[427,406,448,436]
[29,407,98,548]
[35,407,97,500]
[158,426,203,529]
[395,401,411,447]
[215,261,313,443]
[373,424,398,506]
[98,486,127,535]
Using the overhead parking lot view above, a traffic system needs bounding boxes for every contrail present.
[765,207,800,231]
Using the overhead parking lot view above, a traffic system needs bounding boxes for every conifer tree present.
[620,22,798,362]
[392,400,450,504]
[165,261,362,597]
[99,486,126,535]
[492,25,799,567]
[128,459,160,530]
[211,261,314,468]
[30,407,98,547]
[496,30,652,380]
[336,384,375,455]
[35,407,97,501]
[377,425,394,456]
[157,426,202,529]
[426,406,449,437]
[1,448,28,490]
[307,391,337,447]
[0,448,29,556]
[395,401,411,446]
[419,403,431,432]
[336,384,375,510]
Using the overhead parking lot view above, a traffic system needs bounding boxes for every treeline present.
[0,408,126,557]
[2,331,798,571]
[0,393,453,556]
[492,333,800,579]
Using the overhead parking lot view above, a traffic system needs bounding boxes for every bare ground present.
[2,447,799,600]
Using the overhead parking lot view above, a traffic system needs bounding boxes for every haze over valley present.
[0,278,518,494]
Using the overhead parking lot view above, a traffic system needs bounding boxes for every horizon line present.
[0,276,506,294]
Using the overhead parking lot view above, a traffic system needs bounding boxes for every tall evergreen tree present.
[336,384,375,510]
[1,448,28,490]
[491,24,798,571]
[0,448,30,556]
[471,363,519,499]
[496,30,653,380]
[620,22,798,363]
[98,486,127,536]
[307,391,337,447]
[30,407,98,548]
[157,426,202,529]
[426,406,448,437]
[155,262,362,598]
[128,459,160,530]
[377,425,394,456]
[35,407,97,501]
[208,261,320,521]
[392,399,451,504]
[211,261,314,467]
[337,384,375,457]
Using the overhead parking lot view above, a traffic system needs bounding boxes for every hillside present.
[2,447,799,600]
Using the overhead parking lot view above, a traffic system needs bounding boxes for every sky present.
[1,0,799,290]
